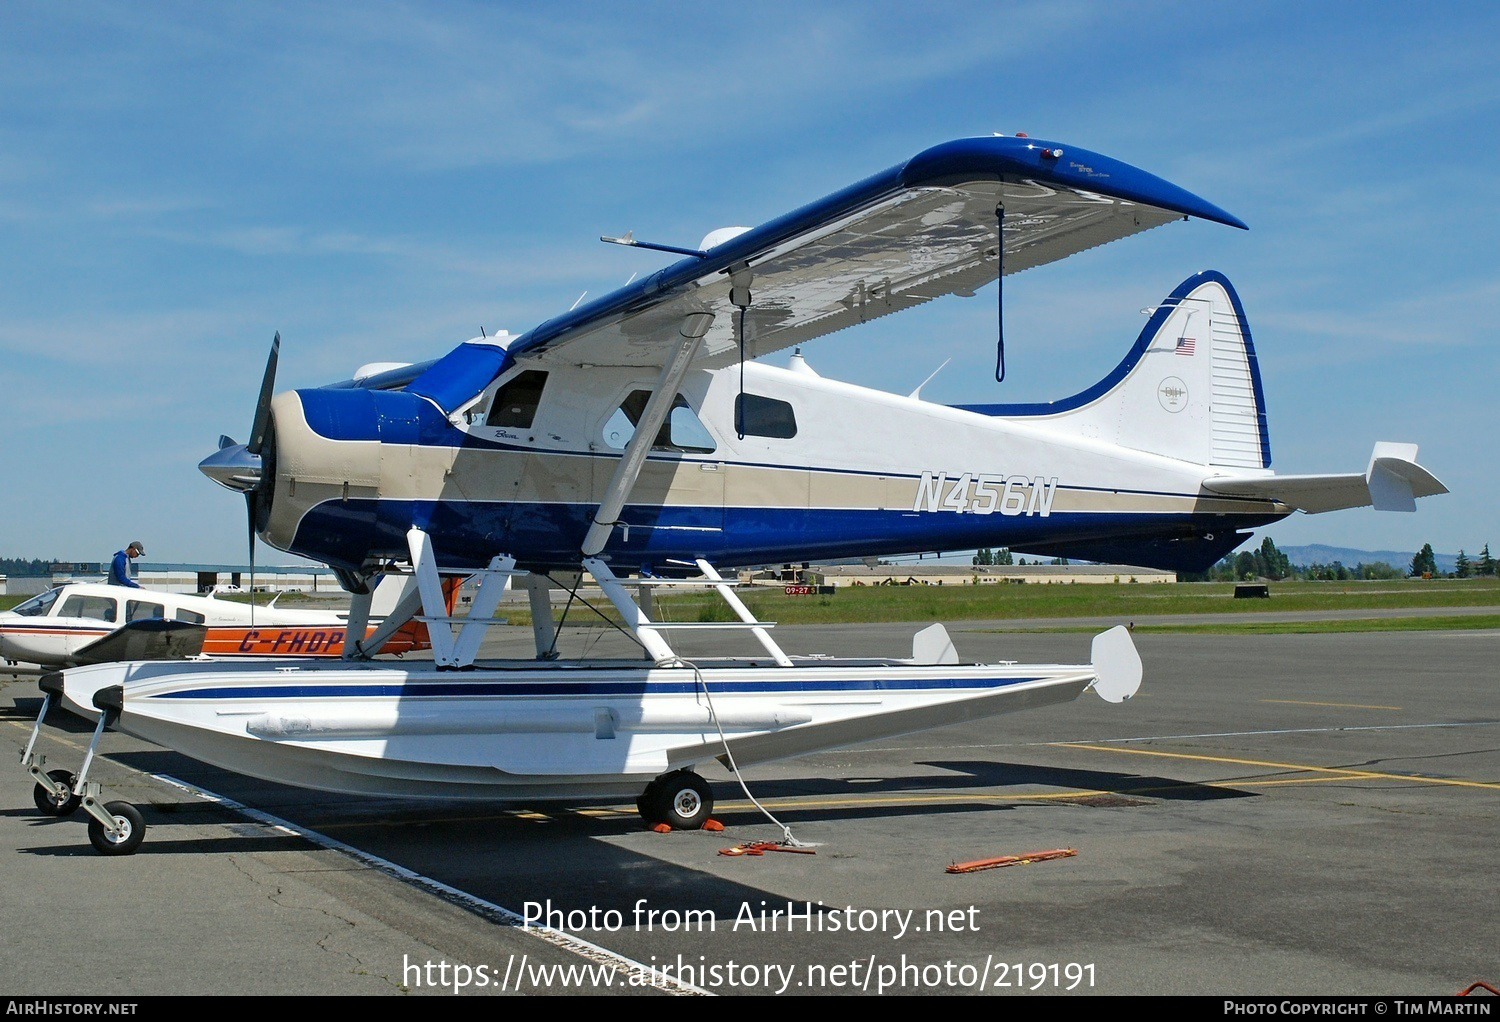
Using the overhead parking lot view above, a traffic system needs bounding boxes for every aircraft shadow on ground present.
[87,747,1248,919]
[705,759,1252,808]
[81,752,835,920]
[6,698,95,734]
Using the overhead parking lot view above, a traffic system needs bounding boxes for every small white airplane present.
[1,578,430,669]
[33,134,1443,854]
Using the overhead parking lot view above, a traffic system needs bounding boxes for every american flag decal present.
[1175,336,1196,356]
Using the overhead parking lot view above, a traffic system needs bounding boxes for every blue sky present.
[2,1,1495,566]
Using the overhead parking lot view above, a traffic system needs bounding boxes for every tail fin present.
[961,271,1270,468]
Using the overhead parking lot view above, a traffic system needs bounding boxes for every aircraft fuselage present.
[260,356,1286,575]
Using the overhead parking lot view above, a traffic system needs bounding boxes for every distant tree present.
[1479,544,1496,577]
[1357,561,1401,581]
[1410,543,1437,578]
[1455,549,1472,578]
[1257,537,1291,580]
[0,557,57,577]
[1233,550,1258,580]
[972,548,993,567]
[994,548,1014,566]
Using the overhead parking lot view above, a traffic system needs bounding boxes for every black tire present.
[33,769,81,817]
[87,801,146,856]
[635,779,662,821]
[643,771,712,830]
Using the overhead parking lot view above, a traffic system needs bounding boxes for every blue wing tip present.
[904,135,1247,230]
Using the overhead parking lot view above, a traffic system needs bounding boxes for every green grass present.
[997,614,1500,635]
[11,577,1499,631]
[1130,613,1500,635]
[522,576,1500,629]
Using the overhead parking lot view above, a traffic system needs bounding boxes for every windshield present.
[11,589,61,617]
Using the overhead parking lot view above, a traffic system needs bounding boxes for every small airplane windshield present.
[11,589,61,617]
[603,391,716,454]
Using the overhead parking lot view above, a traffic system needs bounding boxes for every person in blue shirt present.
[109,541,145,588]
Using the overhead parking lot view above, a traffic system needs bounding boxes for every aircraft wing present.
[1201,443,1448,514]
[73,619,207,666]
[406,135,1245,408]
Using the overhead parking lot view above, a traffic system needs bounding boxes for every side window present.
[127,601,166,622]
[603,390,716,454]
[175,609,205,625]
[485,370,549,428]
[60,596,118,623]
[734,393,797,439]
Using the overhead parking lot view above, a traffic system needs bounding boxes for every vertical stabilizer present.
[959,271,1270,469]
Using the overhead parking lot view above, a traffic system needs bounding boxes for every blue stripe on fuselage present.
[287,498,1284,573]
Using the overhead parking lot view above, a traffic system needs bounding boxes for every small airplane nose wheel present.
[638,770,713,830]
[33,769,82,817]
[86,801,146,856]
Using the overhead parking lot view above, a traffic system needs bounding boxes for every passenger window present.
[60,596,118,623]
[485,370,549,428]
[127,601,166,622]
[175,610,205,625]
[603,390,716,454]
[734,393,797,439]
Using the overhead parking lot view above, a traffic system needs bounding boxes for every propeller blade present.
[218,435,238,450]
[247,332,280,457]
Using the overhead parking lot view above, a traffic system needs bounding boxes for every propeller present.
[199,334,281,570]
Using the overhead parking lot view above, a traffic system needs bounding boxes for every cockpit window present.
[11,589,60,617]
[60,595,118,623]
[734,393,798,439]
[603,390,717,454]
[485,370,549,429]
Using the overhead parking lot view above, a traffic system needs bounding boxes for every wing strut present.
[580,324,709,557]
[406,528,518,669]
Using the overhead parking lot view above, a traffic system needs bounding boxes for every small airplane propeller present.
[198,333,281,569]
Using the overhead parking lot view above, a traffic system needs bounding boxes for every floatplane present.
[26,134,1444,854]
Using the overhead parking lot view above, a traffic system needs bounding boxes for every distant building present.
[759,563,1174,587]
[7,562,339,597]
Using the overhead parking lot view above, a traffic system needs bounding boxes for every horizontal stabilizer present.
[1201,443,1446,514]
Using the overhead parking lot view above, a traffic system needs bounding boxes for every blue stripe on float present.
[151,674,1051,701]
